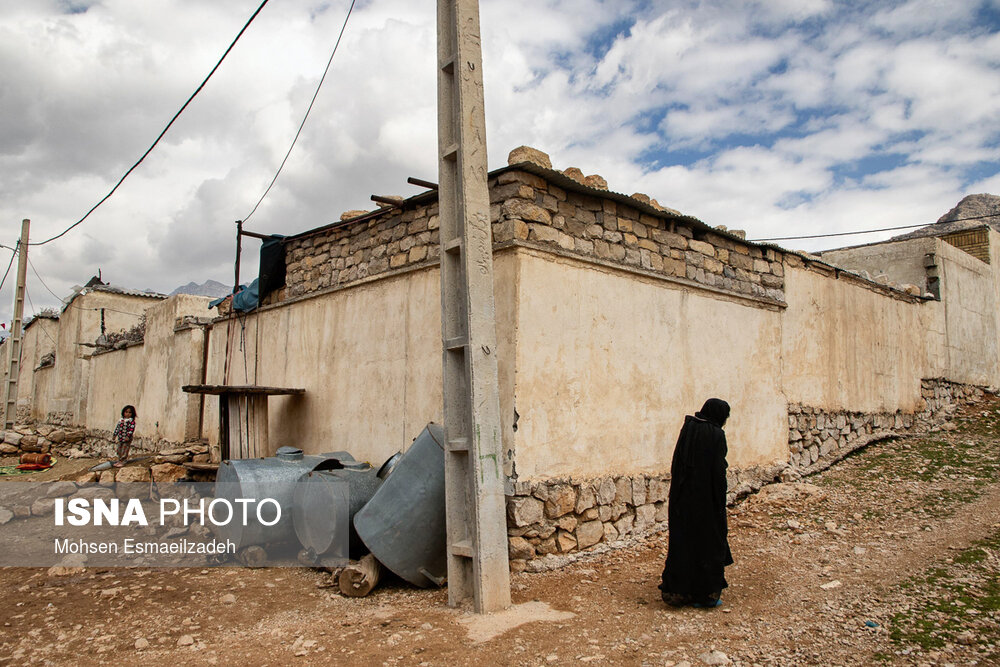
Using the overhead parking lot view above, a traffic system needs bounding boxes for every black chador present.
[659,398,733,607]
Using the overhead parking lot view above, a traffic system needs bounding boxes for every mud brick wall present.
[941,228,990,264]
[276,169,785,306]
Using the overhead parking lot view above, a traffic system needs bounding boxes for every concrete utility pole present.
[3,219,30,430]
[436,0,511,612]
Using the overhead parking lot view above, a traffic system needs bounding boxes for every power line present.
[751,212,1000,242]
[27,257,62,303]
[25,287,59,348]
[242,0,357,224]
[30,0,273,247]
[0,245,16,294]
[27,257,145,317]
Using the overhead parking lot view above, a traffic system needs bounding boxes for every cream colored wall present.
[201,255,519,467]
[820,235,1000,389]
[37,291,162,422]
[86,345,144,432]
[929,238,1000,386]
[0,316,58,413]
[17,318,58,411]
[820,238,937,291]
[86,295,211,441]
[511,249,787,478]
[990,228,1000,388]
[780,265,929,413]
[31,366,55,420]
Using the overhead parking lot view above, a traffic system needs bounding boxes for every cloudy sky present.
[1,0,999,323]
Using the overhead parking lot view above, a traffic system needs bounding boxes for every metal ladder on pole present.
[436,0,511,612]
[3,220,29,430]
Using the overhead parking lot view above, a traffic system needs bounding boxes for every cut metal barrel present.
[213,446,346,549]
[353,423,447,588]
[293,463,383,561]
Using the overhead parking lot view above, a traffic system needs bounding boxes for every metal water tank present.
[292,463,383,562]
[212,446,346,550]
[353,423,446,588]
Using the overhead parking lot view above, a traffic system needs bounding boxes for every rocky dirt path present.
[1,399,999,666]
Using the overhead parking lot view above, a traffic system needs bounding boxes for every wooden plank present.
[218,397,230,462]
[227,394,242,459]
[249,394,268,458]
[183,384,305,396]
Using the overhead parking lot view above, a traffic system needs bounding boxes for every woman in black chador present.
[659,398,733,608]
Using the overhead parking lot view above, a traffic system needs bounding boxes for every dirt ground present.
[1,399,999,666]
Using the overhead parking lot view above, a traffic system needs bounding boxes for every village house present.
[3,147,998,571]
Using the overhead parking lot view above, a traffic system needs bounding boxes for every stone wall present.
[0,421,208,467]
[275,167,786,307]
[277,202,441,303]
[40,411,75,427]
[787,378,986,476]
[490,169,786,303]
[506,473,670,573]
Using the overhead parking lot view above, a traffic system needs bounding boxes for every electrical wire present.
[25,287,59,348]
[27,257,60,302]
[28,257,144,317]
[0,245,17,294]
[29,0,273,247]
[751,212,1000,242]
[241,0,357,225]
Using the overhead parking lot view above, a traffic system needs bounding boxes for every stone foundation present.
[506,460,791,573]
[42,411,75,427]
[1,422,209,467]
[787,378,987,475]
[505,473,670,573]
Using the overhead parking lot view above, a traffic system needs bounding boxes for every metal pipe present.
[238,229,276,241]
[234,220,243,294]
[371,195,404,207]
[407,177,438,190]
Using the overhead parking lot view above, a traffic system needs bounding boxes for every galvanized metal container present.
[292,463,383,561]
[353,423,446,588]
[212,446,346,549]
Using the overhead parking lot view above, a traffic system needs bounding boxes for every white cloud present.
[0,0,997,324]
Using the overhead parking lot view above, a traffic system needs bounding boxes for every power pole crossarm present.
[4,219,30,430]
[436,0,511,613]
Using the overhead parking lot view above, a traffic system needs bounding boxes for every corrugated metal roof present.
[90,284,167,299]
[61,283,167,312]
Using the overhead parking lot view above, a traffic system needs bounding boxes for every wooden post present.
[338,554,383,597]
[437,0,511,612]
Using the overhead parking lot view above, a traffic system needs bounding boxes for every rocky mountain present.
[170,279,231,298]
[893,193,1000,240]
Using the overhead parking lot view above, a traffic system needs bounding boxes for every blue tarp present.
[208,278,259,312]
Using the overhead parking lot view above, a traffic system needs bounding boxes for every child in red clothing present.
[112,405,136,467]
